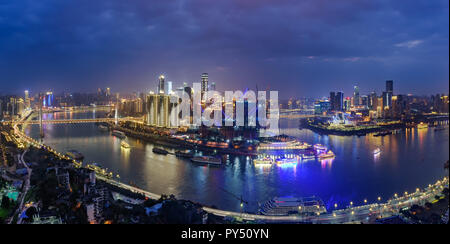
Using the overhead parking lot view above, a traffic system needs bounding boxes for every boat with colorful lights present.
[313,144,327,151]
[121,141,130,149]
[318,150,335,159]
[417,122,428,129]
[276,157,299,165]
[373,148,381,155]
[253,157,274,166]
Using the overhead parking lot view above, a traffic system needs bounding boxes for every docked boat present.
[191,156,222,165]
[98,125,109,131]
[417,122,428,129]
[301,153,316,160]
[175,150,194,158]
[275,157,298,165]
[373,131,392,137]
[111,130,126,139]
[253,157,274,166]
[313,144,327,152]
[152,148,169,155]
[260,196,327,216]
[121,141,130,149]
[318,150,335,159]
[66,150,84,160]
[373,148,381,155]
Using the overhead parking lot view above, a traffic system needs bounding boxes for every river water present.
[25,110,449,212]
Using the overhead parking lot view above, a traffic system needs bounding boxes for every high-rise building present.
[24,90,31,109]
[336,92,344,111]
[353,85,360,106]
[369,91,377,110]
[386,80,393,93]
[201,73,208,100]
[329,92,336,110]
[106,87,111,97]
[166,81,173,95]
[210,82,216,91]
[158,75,165,94]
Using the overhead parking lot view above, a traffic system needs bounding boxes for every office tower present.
[210,82,216,91]
[361,95,369,108]
[353,85,360,106]
[336,92,344,111]
[106,87,111,97]
[344,97,351,111]
[158,75,165,94]
[369,91,377,110]
[166,81,173,95]
[201,73,208,100]
[24,90,30,109]
[329,92,336,110]
[382,91,392,109]
[386,80,393,108]
[386,80,393,94]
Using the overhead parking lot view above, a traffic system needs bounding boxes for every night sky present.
[0,0,448,97]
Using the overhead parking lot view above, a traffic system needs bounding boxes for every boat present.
[111,130,126,139]
[253,157,274,166]
[313,144,327,152]
[276,157,298,165]
[152,148,169,155]
[175,150,194,158]
[121,141,130,149]
[318,150,335,159]
[66,150,84,160]
[373,148,381,155]
[373,131,392,137]
[417,122,428,129]
[301,154,316,160]
[260,196,327,216]
[98,125,109,131]
[191,156,222,165]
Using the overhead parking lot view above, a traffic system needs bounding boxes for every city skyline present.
[0,0,448,97]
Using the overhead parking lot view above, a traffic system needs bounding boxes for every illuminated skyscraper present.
[201,73,208,100]
[158,75,165,94]
[353,85,360,106]
[166,81,173,95]
[24,90,31,109]
[210,82,216,91]
[106,87,111,97]
[385,80,393,108]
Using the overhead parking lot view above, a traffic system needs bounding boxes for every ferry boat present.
[260,196,327,216]
[318,150,335,159]
[121,141,130,149]
[373,148,381,155]
[66,150,84,160]
[152,148,169,155]
[175,150,194,158]
[275,157,298,165]
[253,157,274,166]
[313,144,327,152]
[191,156,222,165]
[301,154,316,160]
[417,122,428,129]
[111,130,126,139]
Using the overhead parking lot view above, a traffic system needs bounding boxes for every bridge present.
[1,118,129,125]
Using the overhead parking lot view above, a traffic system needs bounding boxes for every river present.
[24,110,449,213]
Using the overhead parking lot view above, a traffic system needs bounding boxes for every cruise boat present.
[373,148,381,155]
[253,157,274,166]
[111,130,126,139]
[260,196,327,216]
[373,131,392,137]
[121,141,130,149]
[175,150,194,158]
[301,153,316,160]
[318,150,335,159]
[275,157,298,165]
[313,144,327,152]
[152,148,169,155]
[191,156,222,165]
[66,150,84,160]
[417,122,428,129]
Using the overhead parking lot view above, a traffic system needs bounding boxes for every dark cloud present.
[0,0,448,97]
